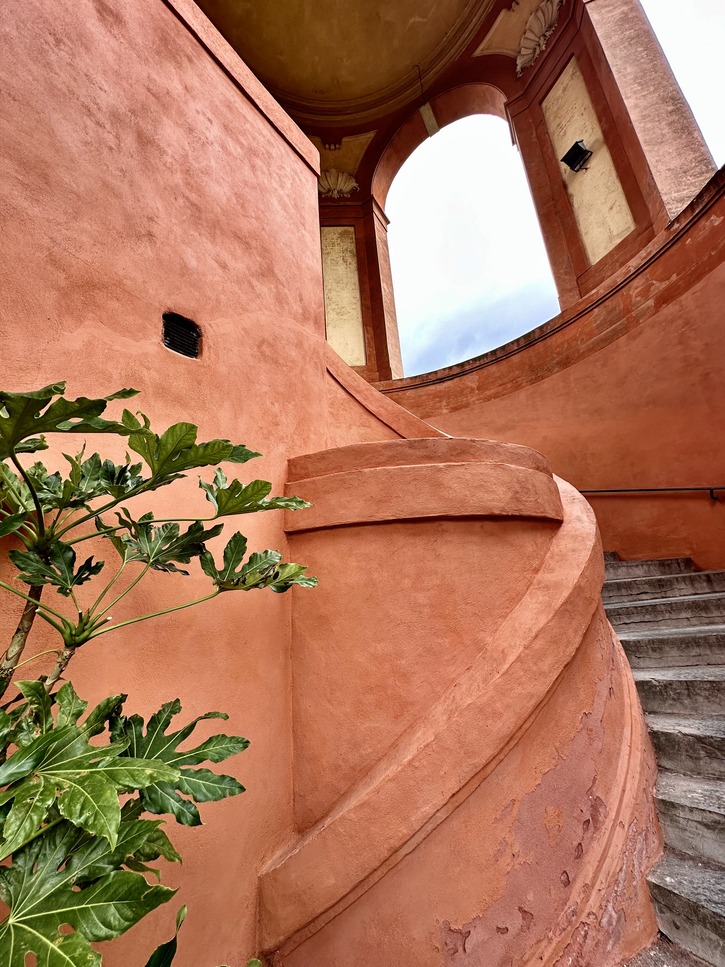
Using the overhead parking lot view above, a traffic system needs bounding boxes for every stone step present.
[656,774,725,867]
[648,851,725,967]
[604,572,725,605]
[625,934,712,966]
[647,716,725,779]
[606,594,725,632]
[633,667,725,715]
[606,557,699,581]
[620,628,725,669]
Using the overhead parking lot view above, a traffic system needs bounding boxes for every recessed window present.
[162,312,201,358]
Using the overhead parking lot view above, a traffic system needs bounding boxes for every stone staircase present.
[604,553,725,967]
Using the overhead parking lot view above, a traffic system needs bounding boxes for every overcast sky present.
[386,0,725,377]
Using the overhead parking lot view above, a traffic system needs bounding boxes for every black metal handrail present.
[581,486,725,502]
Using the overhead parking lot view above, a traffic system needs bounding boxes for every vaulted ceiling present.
[194,0,502,127]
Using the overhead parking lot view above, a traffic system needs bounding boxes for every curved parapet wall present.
[379,169,725,569]
[260,438,661,965]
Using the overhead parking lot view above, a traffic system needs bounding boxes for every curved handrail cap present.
[288,437,554,482]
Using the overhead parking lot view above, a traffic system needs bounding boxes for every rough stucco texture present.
[383,182,725,568]
[0,0,330,963]
[542,56,635,265]
[278,606,660,967]
[0,0,662,964]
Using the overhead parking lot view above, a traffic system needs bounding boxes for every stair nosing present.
[606,592,725,610]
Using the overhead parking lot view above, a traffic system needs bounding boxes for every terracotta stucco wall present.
[381,172,725,569]
[0,0,662,963]
[0,0,330,962]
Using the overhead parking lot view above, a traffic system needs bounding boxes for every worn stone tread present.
[625,935,712,966]
[634,667,725,714]
[648,849,725,924]
[607,593,725,612]
[606,595,725,632]
[634,668,725,683]
[604,573,725,603]
[657,775,725,817]
[605,556,698,580]
[646,717,725,740]
[619,627,725,642]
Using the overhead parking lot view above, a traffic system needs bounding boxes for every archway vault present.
[315,0,714,383]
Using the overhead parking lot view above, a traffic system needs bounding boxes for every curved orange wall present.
[0,0,661,964]
[380,171,725,569]
[0,0,327,962]
[261,443,660,965]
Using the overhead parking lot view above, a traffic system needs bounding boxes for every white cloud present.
[387,115,559,377]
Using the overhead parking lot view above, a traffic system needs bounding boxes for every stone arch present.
[372,83,508,210]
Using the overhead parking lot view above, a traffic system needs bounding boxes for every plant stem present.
[88,589,221,641]
[0,585,43,698]
[0,579,69,621]
[95,562,149,619]
[44,643,77,690]
[14,648,61,669]
[55,483,155,540]
[88,559,127,616]
[9,453,45,541]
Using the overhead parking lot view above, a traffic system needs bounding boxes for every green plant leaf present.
[0,817,175,964]
[0,384,138,460]
[56,771,121,847]
[126,420,259,483]
[56,682,88,728]
[16,679,52,733]
[200,531,247,584]
[0,512,28,538]
[110,700,248,826]
[0,712,179,852]
[175,767,244,803]
[64,451,145,503]
[0,463,37,515]
[109,515,223,574]
[0,725,81,787]
[10,540,104,595]
[199,469,310,519]
[0,776,56,855]
[144,906,187,967]
[201,536,317,593]
[83,693,127,736]
[23,452,147,514]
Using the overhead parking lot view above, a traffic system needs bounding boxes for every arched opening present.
[386,114,559,376]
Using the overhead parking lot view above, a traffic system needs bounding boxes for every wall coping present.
[377,165,725,395]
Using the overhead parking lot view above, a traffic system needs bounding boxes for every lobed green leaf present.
[0,384,138,460]
[110,700,248,826]
[10,540,104,596]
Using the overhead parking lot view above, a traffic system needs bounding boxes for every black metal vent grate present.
[162,313,201,358]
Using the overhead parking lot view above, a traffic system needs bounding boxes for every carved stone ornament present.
[318,168,359,199]
[516,0,565,75]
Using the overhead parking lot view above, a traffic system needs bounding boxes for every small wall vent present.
[162,313,201,358]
